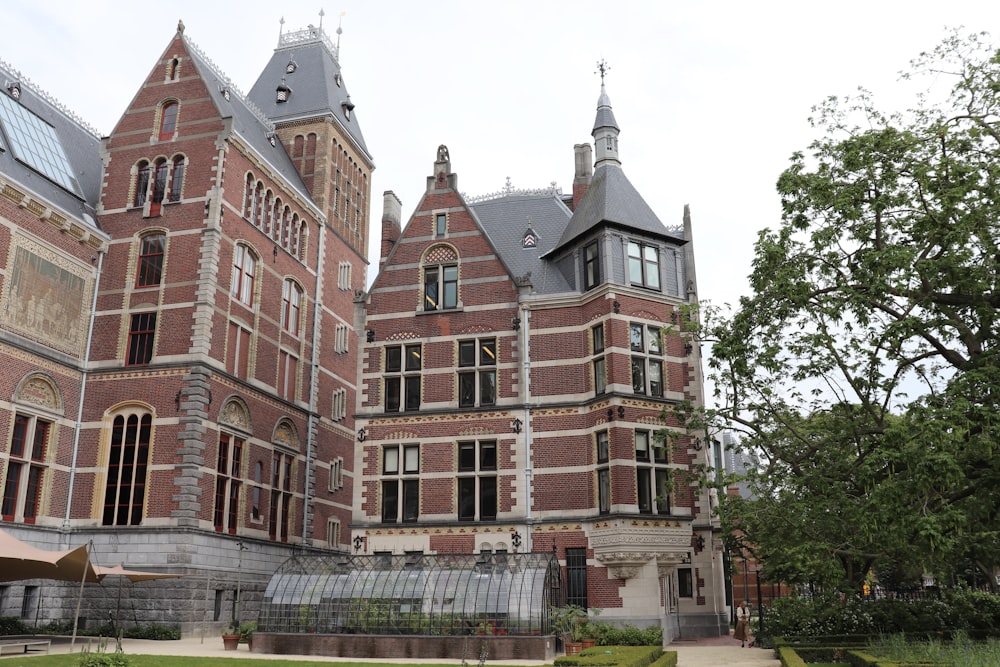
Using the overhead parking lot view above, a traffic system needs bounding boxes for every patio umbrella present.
[0,528,97,582]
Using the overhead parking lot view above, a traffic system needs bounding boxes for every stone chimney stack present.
[380,190,402,266]
[572,143,593,210]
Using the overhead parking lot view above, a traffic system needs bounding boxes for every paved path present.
[43,634,780,667]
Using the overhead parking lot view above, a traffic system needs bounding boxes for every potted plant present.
[549,604,587,655]
[238,621,256,650]
[221,623,240,651]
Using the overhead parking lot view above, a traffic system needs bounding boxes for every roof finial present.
[596,58,610,83]
[279,16,285,41]
[177,19,185,34]
[319,8,325,30]
[336,11,345,52]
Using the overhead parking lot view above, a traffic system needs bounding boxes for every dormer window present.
[276,80,291,103]
[342,98,355,121]
[285,60,297,74]
[6,81,21,100]
[334,73,341,87]
[522,227,538,249]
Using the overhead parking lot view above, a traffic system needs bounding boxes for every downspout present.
[64,248,105,528]
[521,305,533,553]
[301,222,326,544]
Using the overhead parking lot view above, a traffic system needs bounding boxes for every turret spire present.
[592,59,620,168]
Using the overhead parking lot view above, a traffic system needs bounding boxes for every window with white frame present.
[213,432,243,534]
[338,261,352,290]
[327,517,341,548]
[2,413,51,524]
[458,440,497,521]
[635,429,671,515]
[331,388,347,421]
[329,456,344,492]
[592,323,606,395]
[458,338,496,407]
[381,444,419,523]
[630,322,664,396]
[334,324,350,353]
[627,240,661,290]
[385,344,421,412]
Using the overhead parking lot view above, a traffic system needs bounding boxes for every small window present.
[133,161,150,208]
[584,241,600,290]
[136,234,165,288]
[435,213,446,236]
[126,312,156,365]
[158,102,178,141]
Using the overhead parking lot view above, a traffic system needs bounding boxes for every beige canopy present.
[0,528,98,583]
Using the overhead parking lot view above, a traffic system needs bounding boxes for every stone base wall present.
[254,632,557,661]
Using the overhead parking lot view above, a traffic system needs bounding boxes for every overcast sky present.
[5,1,1000,312]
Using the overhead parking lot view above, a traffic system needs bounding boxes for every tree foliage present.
[701,30,1000,592]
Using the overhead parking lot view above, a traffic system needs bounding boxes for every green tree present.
[703,30,1000,592]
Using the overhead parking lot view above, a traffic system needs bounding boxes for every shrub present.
[0,616,29,634]
[78,640,130,667]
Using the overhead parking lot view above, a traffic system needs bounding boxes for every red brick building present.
[0,21,367,632]
[354,81,727,639]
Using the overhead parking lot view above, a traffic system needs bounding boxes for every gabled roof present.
[247,26,371,163]
[180,33,315,209]
[469,191,574,294]
[0,59,102,229]
[548,164,683,255]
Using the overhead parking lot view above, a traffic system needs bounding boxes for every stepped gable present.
[247,23,371,162]
[0,59,102,227]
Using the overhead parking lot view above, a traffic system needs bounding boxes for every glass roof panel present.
[0,92,82,196]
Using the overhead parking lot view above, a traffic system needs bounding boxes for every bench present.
[0,640,51,655]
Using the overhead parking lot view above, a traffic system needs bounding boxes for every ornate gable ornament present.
[219,397,251,432]
[273,418,299,450]
[14,373,63,414]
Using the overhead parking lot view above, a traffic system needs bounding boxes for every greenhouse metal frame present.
[259,551,561,636]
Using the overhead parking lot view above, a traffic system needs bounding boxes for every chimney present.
[380,190,402,266]
[572,143,593,210]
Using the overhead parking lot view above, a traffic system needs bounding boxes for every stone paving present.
[45,633,780,667]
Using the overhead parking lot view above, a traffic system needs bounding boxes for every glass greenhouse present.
[258,551,561,636]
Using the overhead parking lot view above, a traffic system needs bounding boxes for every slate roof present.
[247,27,371,163]
[469,192,574,295]
[549,163,683,255]
[0,59,102,230]
[181,35,315,209]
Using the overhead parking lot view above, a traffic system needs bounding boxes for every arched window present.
[262,191,273,233]
[168,156,185,202]
[158,101,178,141]
[243,173,255,218]
[279,207,290,242]
[102,408,153,526]
[136,233,166,287]
[150,158,169,215]
[297,220,308,260]
[133,160,150,208]
[168,58,180,81]
[253,182,264,228]
[281,279,303,335]
[231,244,258,306]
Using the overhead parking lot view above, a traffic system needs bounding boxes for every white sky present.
[4,1,1000,312]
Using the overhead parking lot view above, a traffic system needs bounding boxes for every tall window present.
[168,156,185,202]
[566,547,589,608]
[158,101,178,141]
[133,161,150,208]
[627,241,660,290]
[251,461,263,521]
[338,261,352,290]
[331,388,347,421]
[381,444,419,523]
[597,430,610,514]
[329,456,344,492]
[148,159,169,216]
[583,241,600,290]
[227,321,252,379]
[635,430,671,515]
[678,568,693,597]
[278,350,298,401]
[423,265,458,310]
[458,338,496,407]
[231,244,257,306]
[213,433,243,534]
[136,234,165,287]
[101,411,151,526]
[281,279,302,335]
[269,452,293,541]
[458,440,497,521]
[327,518,341,549]
[385,344,421,412]
[2,414,50,524]
[592,324,606,395]
[127,312,156,365]
[630,323,664,396]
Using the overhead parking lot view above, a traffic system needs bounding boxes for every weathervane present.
[596,59,610,82]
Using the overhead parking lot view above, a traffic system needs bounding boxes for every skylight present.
[0,92,82,196]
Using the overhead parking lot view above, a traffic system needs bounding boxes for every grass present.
[867,632,1000,667]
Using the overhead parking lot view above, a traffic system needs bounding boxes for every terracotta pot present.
[581,639,596,649]
[222,634,239,651]
[565,641,583,655]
